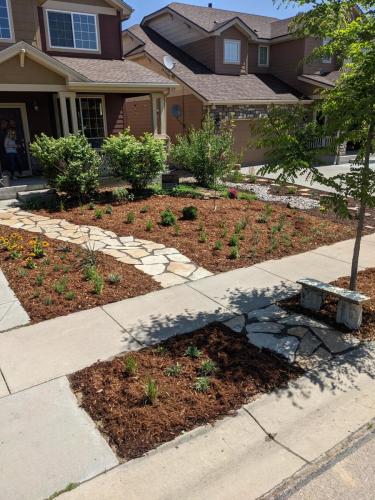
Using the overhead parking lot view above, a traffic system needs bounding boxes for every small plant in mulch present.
[25,257,37,269]
[105,205,113,215]
[160,209,177,227]
[155,345,168,356]
[247,173,257,184]
[173,223,181,236]
[29,238,49,259]
[287,186,298,195]
[108,272,122,284]
[144,377,158,405]
[257,203,273,224]
[229,234,239,247]
[18,268,28,278]
[214,240,223,251]
[112,187,130,203]
[53,264,60,272]
[123,355,138,377]
[185,345,202,359]
[92,272,104,295]
[95,209,103,220]
[54,277,68,295]
[229,247,240,260]
[220,226,228,238]
[126,211,135,224]
[194,376,211,393]
[164,363,182,377]
[235,218,248,234]
[182,205,198,221]
[84,265,97,281]
[44,296,53,306]
[239,192,257,202]
[35,274,44,287]
[65,291,76,301]
[140,205,149,214]
[88,202,96,210]
[145,220,153,232]
[200,359,217,376]
[198,229,208,243]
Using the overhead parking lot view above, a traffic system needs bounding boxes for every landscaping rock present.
[279,314,330,329]
[246,322,284,335]
[224,315,246,333]
[311,327,360,354]
[168,254,192,263]
[167,262,196,278]
[154,273,188,287]
[287,326,309,339]
[247,332,300,363]
[297,331,322,356]
[248,304,289,322]
[154,248,179,256]
[189,267,214,281]
[135,264,166,276]
[141,255,169,265]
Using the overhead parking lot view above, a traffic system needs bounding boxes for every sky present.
[123,0,312,28]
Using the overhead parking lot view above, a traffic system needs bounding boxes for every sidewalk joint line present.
[99,306,146,349]
[310,250,366,269]
[242,407,310,465]
[0,368,11,396]
[185,282,239,316]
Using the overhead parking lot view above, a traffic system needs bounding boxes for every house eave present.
[205,99,313,106]
[298,75,335,89]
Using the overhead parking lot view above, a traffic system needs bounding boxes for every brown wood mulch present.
[280,268,375,342]
[70,323,303,461]
[35,196,356,273]
[0,226,160,324]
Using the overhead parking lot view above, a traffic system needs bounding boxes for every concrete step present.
[17,188,56,205]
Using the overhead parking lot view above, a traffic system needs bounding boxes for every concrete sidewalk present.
[61,344,375,500]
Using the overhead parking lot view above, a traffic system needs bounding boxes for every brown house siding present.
[38,8,122,59]
[303,37,338,74]
[269,38,306,90]
[0,0,40,51]
[181,37,216,72]
[125,98,153,137]
[214,27,248,75]
[105,94,126,136]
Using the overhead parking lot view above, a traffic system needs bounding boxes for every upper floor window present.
[224,39,241,64]
[258,46,270,67]
[0,0,13,41]
[47,10,99,51]
[322,38,332,64]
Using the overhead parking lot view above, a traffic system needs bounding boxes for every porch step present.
[337,154,357,165]
[17,189,56,205]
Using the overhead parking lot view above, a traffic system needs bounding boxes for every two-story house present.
[123,2,342,165]
[0,0,175,180]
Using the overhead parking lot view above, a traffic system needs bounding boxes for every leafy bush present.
[214,240,223,251]
[182,205,198,221]
[108,273,122,284]
[103,129,167,191]
[225,169,245,183]
[170,184,204,199]
[112,187,133,203]
[30,134,100,198]
[238,192,257,201]
[185,345,202,359]
[194,377,211,393]
[200,359,217,376]
[126,212,135,224]
[160,209,177,226]
[164,363,182,377]
[171,115,238,188]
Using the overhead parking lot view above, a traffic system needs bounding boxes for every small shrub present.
[228,188,238,199]
[170,184,204,199]
[144,377,158,404]
[123,355,138,376]
[105,205,113,215]
[173,223,181,236]
[194,377,211,393]
[140,205,149,214]
[185,345,202,359]
[164,363,182,377]
[200,359,217,376]
[235,219,247,234]
[198,229,208,243]
[247,173,257,184]
[92,272,104,295]
[18,268,28,278]
[103,129,167,191]
[182,205,198,221]
[88,202,96,210]
[155,345,168,356]
[145,220,153,232]
[54,277,68,295]
[53,264,60,272]
[238,192,257,201]
[126,211,135,224]
[108,273,122,284]
[35,274,44,286]
[25,257,37,269]
[220,227,228,238]
[229,234,239,247]
[257,203,273,224]
[214,240,223,251]
[148,183,165,196]
[161,209,177,226]
[225,170,245,183]
[229,247,240,260]
[65,291,76,301]
[287,186,298,195]
[44,296,53,306]
[112,187,130,203]
[95,209,103,220]
[84,265,97,281]
[30,134,100,199]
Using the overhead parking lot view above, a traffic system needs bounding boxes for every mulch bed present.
[34,195,356,273]
[70,323,303,461]
[280,268,375,342]
[0,226,160,324]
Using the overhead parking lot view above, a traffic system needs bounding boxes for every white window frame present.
[76,95,108,148]
[46,9,100,53]
[0,0,15,43]
[322,38,332,64]
[224,39,241,65]
[258,45,270,67]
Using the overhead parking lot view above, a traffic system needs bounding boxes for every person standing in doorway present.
[0,119,8,173]
[4,128,21,180]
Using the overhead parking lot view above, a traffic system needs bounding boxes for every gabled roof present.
[142,2,294,40]
[37,0,133,20]
[125,26,306,104]
[299,71,340,89]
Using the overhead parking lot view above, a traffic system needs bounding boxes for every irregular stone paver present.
[247,331,300,363]
[279,314,330,329]
[0,208,212,288]
[287,326,309,339]
[311,327,361,354]
[248,304,289,323]
[0,271,30,333]
[298,331,322,356]
[246,322,284,335]
[0,377,118,500]
[224,315,246,333]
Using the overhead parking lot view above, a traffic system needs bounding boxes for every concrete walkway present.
[0,270,29,333]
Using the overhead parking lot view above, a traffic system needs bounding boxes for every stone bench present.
[297,278,370,330]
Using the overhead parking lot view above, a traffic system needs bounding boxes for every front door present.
[0,105,31,178]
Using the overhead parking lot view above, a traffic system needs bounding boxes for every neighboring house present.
[122,2,342,165]
[0,0,175,180]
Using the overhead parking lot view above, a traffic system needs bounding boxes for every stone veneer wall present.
[209,105,269,121]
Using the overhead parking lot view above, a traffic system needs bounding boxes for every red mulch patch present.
[70,323,303,461]
[0,226,160,324]
[280,268,375,341]
[35,196,356,273]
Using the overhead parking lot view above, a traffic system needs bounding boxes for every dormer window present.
[258,46,269,67]
[224,39,241,64]
[0,0,13,42]
[47,10,99,51]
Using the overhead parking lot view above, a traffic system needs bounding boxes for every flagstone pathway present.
[0,207,212,288]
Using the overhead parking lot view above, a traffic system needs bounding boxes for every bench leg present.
[300,288,326,312]
[336,301,362,330]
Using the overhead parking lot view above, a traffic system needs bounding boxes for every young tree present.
[255,1,375,290]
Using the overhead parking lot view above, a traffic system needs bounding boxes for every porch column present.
[58,92,70,136]
[68,93,79,134]
[58,91,79,136]
[150,93,167,136]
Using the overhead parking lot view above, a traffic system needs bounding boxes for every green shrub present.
[54,277,68,295]
[247,173,257,184]
[173,223,181,236]
[229,234,239,247]
[144,377,158,404]
[108,273,122,284]
[225,169,245,183]
[126,211,135,224]
[185,345,202,359]
[198,229,208,243]
[30,134,100,198]
[105,205,113,215]
[140,205,149,214]
[65,291,76,301]
[84,265,97,281]
[170,184,204,199]
[238,192,257,201]
[229,247,240,259]
[145,220,153,232]
[95,209,103,220]
[92,273,104,295]
[123,355,138,376]
[214,240,223,251]
[164,363,182,377]
[171,115,238,188]
[194,377,211,393]
[103,129,167,191]
[161,209,177,226]
[112,187,131,203]
[200,359,217,376]
[182,205,198,221]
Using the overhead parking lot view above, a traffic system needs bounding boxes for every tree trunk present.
[349,122,374,291]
